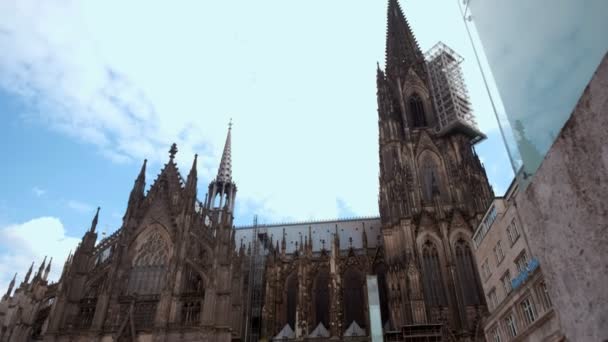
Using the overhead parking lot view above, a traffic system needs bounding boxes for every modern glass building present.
[459,0,608,181]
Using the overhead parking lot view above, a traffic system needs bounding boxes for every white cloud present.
[32,187,46,197]
[67,200,94,213]
[0,217,80,293]
[0,0,514,224]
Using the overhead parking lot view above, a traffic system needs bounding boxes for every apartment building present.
[472,178,564,341]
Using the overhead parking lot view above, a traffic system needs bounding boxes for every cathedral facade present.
[0,1,493,341]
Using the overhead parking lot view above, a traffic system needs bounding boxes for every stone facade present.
[472,178,564,341]
[515,53,608,342]
[0,1,498,341]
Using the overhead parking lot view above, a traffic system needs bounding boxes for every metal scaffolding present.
[244,215,269,342]
[425,42,484,142]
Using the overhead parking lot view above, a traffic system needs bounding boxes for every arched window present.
[421,240,447,306]
[373,263,390,327]
[343,268,366,329]
[313,269,330,329]
[409,94,427,127]
[127,230,169,295]
[455,239,481,305]
[286,273,298,330]
[419,153,444,203]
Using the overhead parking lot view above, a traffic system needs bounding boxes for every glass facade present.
[461,0,608,181]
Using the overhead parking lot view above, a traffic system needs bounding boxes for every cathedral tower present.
[377,0,493,338]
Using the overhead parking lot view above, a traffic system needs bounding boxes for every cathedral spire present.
[90,207,100,233]
[183,154,198,213]
[185,154,198,191]
[216,121,233,183]
[23,262,34,284]
[385,0,424,78]
[4,273,16,298]
[43,258,52,281]
[125,159,147,220]
[36,256,47,279]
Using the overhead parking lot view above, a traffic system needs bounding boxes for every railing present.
[511,257,540,290]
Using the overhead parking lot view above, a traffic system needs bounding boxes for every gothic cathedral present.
[0,1,493,341]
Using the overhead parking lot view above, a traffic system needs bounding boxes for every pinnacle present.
[216,121,233,183]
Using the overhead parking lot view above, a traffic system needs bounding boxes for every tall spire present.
[23,262,34,284]
[90,207,100,233]
[216,120,233,183]
[385,0,424,77]
[4,273,16,298]
[36,256,47,279]
[185,154,198,191]
[43,258,52,281]
[126,159,147,216]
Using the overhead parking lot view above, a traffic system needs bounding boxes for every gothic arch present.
[408,93,428,128]
[417,150,449,203]
[419,240,448,307]
[182,261,208,294]
[402,69,434,127]
[126,225,173,295]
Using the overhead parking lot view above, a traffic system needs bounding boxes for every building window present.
[536,281,552,310]
[515,251,529,273]
[313,269,330,329]
[504,313,518,338]
[494,241,505,264]
[455,239,481,305]
[286,273,298,330]
[482,259,491,281]
[521,297,537,325]
[421,240,447,306]
[490,325,502,342]
[501,271,512,296]
[507,219,520,245]
[488,288,498,310]
[343,268,366,328]
[409,93,427,127]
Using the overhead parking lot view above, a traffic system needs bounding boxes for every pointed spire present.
[216,120,233,183]
[126,159,147,217]
[4,273,16,298]
[90,207,100,233]
[385,0,424,77]
[43,258,52,281]
[185,154,198,191]
[36,256,47,278]
[24,262,34,283]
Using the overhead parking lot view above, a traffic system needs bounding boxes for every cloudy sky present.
[0,0,513,291]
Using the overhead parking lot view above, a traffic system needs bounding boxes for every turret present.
[204,121,237,226]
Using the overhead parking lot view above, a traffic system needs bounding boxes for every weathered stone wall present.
[515,53,608,341]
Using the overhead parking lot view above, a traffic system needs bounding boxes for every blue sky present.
[0,0,513,290]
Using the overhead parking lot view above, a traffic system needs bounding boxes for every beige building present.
[472,178,564,342]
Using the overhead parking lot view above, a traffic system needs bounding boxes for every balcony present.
[511,257,540,290]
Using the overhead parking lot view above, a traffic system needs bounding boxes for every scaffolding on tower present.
[425,42,486,143]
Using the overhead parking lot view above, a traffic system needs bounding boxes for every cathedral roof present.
[235,216,381,254]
